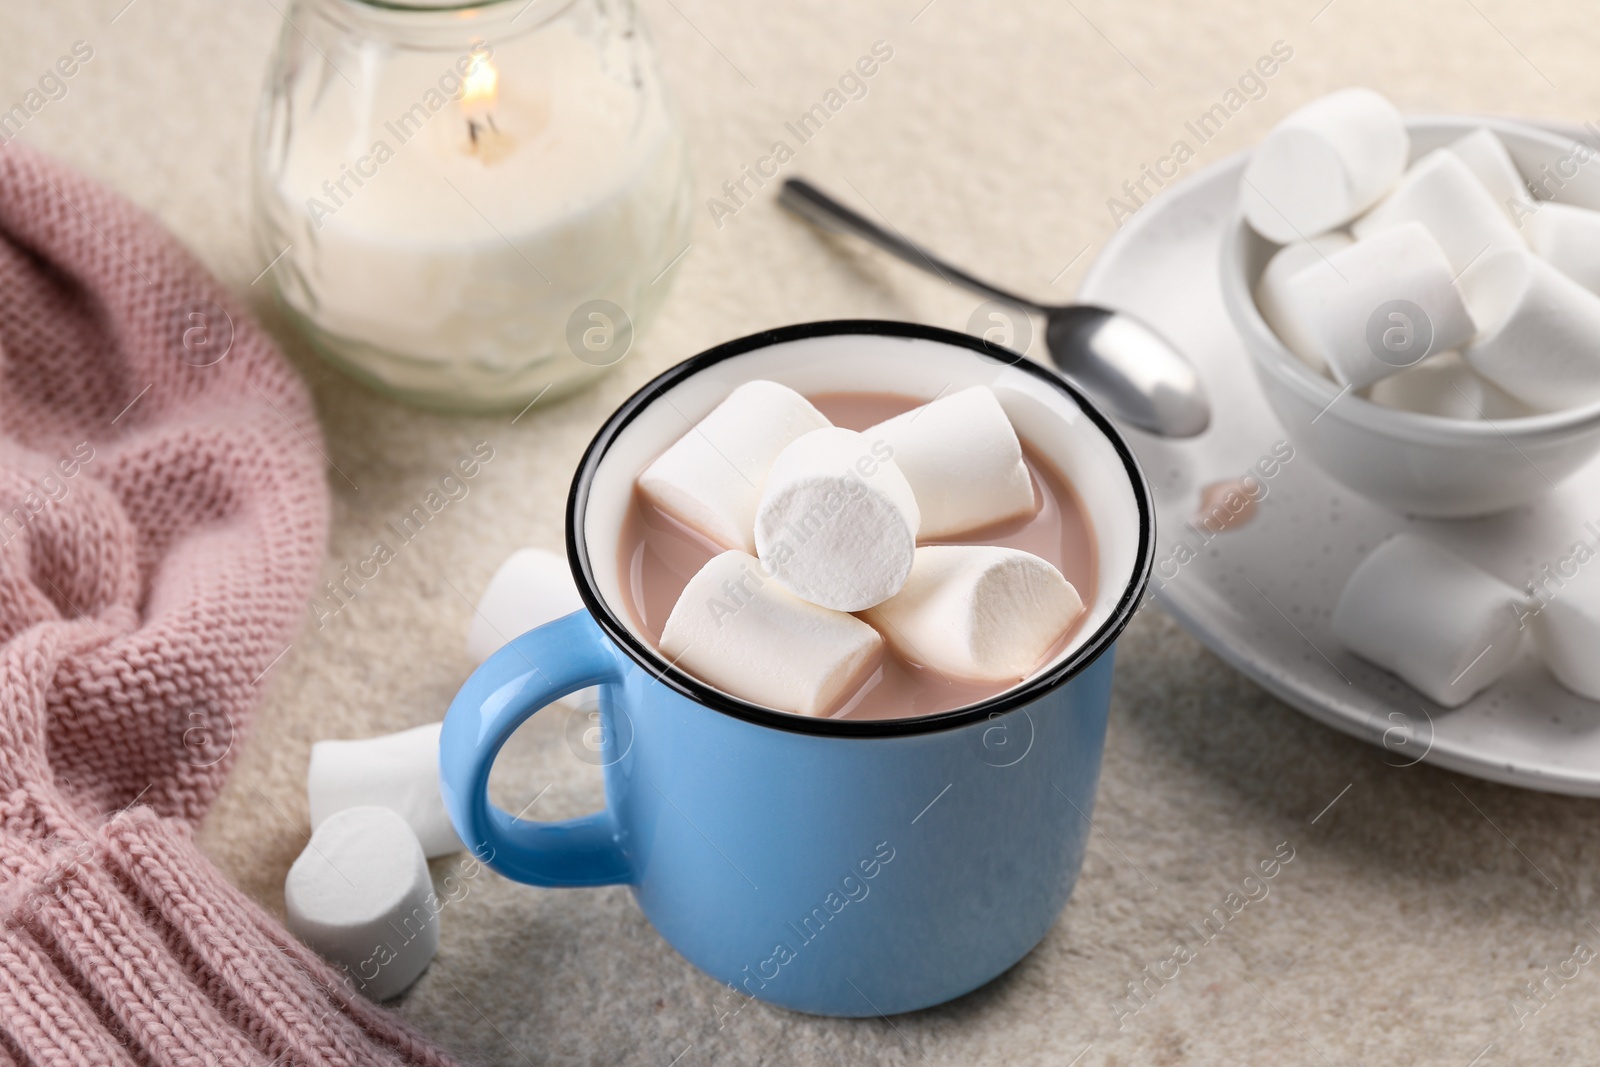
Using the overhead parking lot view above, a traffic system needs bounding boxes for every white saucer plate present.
[1078,120,1600,796]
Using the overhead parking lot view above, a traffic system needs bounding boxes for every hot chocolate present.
[617,391,1099,720]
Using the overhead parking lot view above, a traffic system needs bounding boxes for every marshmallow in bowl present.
[1241,88,1409,243]
[754,427,920,611]
[866,386,1036,539]
[1352,150,1525,275]
[1521,201,1600,297]
[660,550,883,716]
[1460,249,1600,411]
[1445,127,1537,225]
[1331,534,1523,707]
[1254,231,1355,374]
[638,380,831,553]
[1364,352,1529,420]
[1280,222,1478,389]
[861,546,1083,684]
[1529,562,1600,701]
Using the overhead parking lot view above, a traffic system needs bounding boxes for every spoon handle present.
[779,178,1048,314]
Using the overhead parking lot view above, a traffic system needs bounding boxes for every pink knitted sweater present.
[0,144,463,1066]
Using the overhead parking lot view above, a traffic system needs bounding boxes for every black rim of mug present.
[567,319,1157,739]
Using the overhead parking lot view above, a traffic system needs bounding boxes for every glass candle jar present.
[252,0,693,412]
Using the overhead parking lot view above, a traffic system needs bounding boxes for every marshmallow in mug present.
[1352,149,1525,275]
[1331,534,1523,707]
[1253,231,1354,374]
[1278,221,1478,389]
[861,545,1084,685]
[637,381,831,553]
[284,806,440,1001]
[1460,248,1600,411]
[1241,87,1409,243]
[660,550,883,717]
[1521,201,1600,297]
[308,723,462,859]
[866,385,1036,539]
[1446,127,1538,226]
[754,427,920,612]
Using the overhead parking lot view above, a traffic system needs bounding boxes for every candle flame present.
[462,54,499,114]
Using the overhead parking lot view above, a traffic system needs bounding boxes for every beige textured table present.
[5,1,1600,1063]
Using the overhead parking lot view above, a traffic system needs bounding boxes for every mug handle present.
[440,609,632,887]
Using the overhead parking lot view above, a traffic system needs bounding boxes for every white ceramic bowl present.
[1221,114,1600,518]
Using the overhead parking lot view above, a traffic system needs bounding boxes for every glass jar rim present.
[310,0,583,45]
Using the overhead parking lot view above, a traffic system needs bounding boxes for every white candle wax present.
[269,22,688,402]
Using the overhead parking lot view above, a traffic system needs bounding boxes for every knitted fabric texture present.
[0,143,463,1067]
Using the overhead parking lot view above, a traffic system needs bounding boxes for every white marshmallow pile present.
[1333,532,1600,707]
[645,381,1084,716]
[285,806,440,1001]
[1248,88,1600,418]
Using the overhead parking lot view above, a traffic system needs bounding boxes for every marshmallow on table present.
[1446,127,1536,225]
[285,806,439,1002]
[308,723,462,859]
[467,547,598,708]
[1280,222,1478,389]
[1241,88,1409,243]
[1331,534,1523,707]
[1254,231,1354,374]
[637,380,831,553]
[1364,351,1527,420]
[866,386,1035,539]
[1460,248,1600,411]
[1522,201,1600,297]
[861,546,1084,685]
[1352,150,1526,276]
[1530,560,1600,700]
[754,427,920,611]
[467,547,584,663]
[660,550,882,716]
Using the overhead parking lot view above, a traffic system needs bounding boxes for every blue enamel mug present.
[441,321,1154,1016]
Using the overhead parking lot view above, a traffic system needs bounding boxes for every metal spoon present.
[778,178,1210,438]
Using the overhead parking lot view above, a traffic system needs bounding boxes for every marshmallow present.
[1529,559,1600,700]
[753,427,919,611]
[637,380,831,552]
[1522,201,1600,296]
[1447,127,1536,225]
[1241,88,1409,243]
[660,550,883,716]
[1331,534,1523,707]
[1280,222,1478,389]
[861,546,1084,684]
[1364,351,1527,420]
[1460,248,1600,411]
[866,386,1035,539]
[285,806,439,1001]
[467,547,584,663]
[1352,150,1525,275]
[308,723,462,859]
[1254,231,1355,373]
